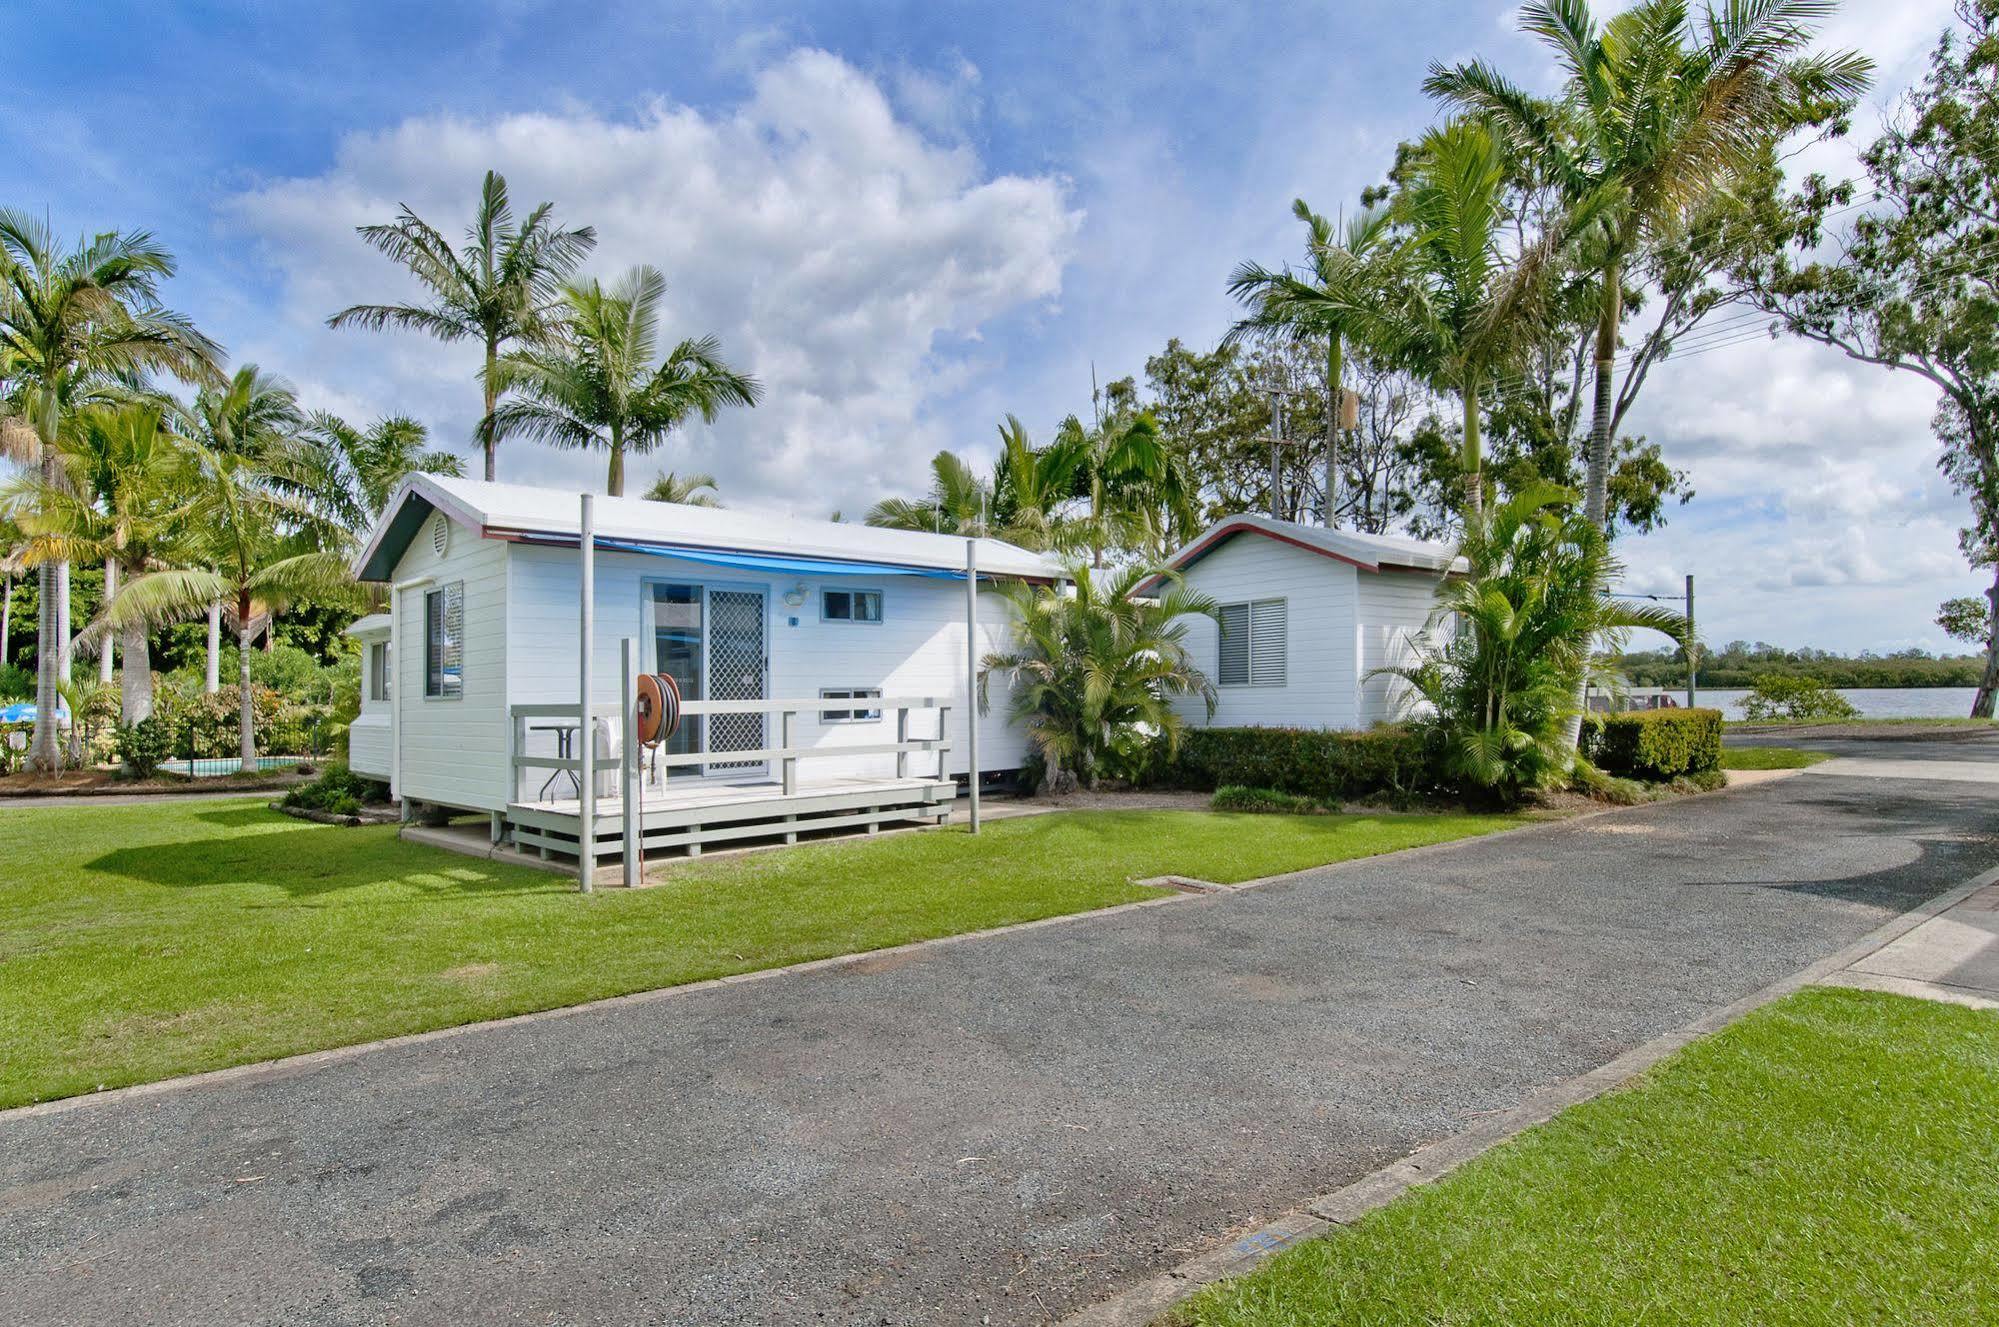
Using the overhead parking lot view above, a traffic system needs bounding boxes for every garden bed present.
[0,767,313,798]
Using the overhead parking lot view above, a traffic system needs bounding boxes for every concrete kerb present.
[1057,858,1999,1327]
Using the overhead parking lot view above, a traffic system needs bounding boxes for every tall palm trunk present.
[607,421,626,497]
[29,560,59,770]
[98,558,117,685]
[205,602,221,693]
[1325,337,1344,527]
[237,607,257,771]
[482,334,499,482]
[1462,377,1484,522]
[1,572,11,667]
[119,607,152,724]
[1582,261,1624,529]
[1974,565,1999,720]
[54,559,71,683]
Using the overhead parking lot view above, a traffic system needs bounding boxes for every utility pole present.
[1263,379,1298,521]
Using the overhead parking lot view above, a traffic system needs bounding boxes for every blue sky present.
[2,0,1978,653]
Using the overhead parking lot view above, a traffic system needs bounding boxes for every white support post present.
[965,540,980,834]
[621,636,640,889]
[781,709,797,795]
[577,494,595,893]
[896,707,910,780]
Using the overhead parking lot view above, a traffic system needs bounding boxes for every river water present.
[1658,687,1980,720]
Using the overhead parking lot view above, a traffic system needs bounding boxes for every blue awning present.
[592,537,971,580]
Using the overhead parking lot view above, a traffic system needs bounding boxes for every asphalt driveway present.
[5,744,1997,1325]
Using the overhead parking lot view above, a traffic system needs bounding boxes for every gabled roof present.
[354,475,1064,584]
[1138,513,1463,594]
[344,613,391,639]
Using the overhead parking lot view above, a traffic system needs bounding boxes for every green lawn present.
[1721,745,1834,770]
[0,799,1515,1108]
[1172,988,1999,1327]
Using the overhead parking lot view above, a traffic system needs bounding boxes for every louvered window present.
[1217,598,1286,687]
[424,582,464,699]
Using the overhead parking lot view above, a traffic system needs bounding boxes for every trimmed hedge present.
[1580,708,1724,780]
[1150,726,1443,803]
[1211,785,1326,815]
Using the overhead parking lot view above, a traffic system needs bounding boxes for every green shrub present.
[1150,725,1445,803]
[113,716,175,779]
[282,763,389,815]
[0,662,32,702]
[1740,674,1859,722]
[1211,785,1325,815]
[1580,708,1724,780]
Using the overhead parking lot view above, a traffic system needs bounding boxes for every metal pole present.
[1267,390,1284,520]
[965,539,980,834]
[621,637,640,888]
[1685,573,1697,710]
[578,494,595,892]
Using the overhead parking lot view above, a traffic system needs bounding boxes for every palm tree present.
[491,265,761,497]
[1055,405,1196,566]
[1379,483,1684,804]
[1426,0,1871,528]
[989,414,1084,552]
[1230,199,1395,523]
[980,558,1218,793]
[288,411,464,534]
[177,364,305,684]
[8,402,197,722]
[642,470,723,506]
[329,170,596,482]
[0,211,220,769]
[866,450,992,535]
[93,446,355,768]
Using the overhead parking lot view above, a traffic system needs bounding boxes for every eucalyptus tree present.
[94,445,356,767]
[0,211,220,768]
[642,470,723,506]
[11,402,198,722]
[491,265,760,497]
[1746,0,1999,716]
[1427,0,1872,528]
[1229,199,1395,522]
[330,170,596,481]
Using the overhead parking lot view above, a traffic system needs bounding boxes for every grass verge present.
[1171,987,1999,1327]
[1722,746,1834,770]
[0,799,1515,1108]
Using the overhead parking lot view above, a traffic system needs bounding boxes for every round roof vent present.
[431,514,450,558]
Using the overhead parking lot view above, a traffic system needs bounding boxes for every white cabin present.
[1144,514,1461,731]
[348,476,1057,861]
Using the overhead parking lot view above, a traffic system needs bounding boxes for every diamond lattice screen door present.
[704,589,768,773]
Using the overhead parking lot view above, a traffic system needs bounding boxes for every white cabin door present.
[704,588,768,775]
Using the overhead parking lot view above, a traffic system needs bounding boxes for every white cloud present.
[222,48,1080,514]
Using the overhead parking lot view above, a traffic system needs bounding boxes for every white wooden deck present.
[506,775,956,861]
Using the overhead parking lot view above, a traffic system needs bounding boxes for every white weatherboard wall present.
[388,516,511,811]
[504,542,1025,802]
[346,621,392,779]
[1357,568,1447,726]
[1173,535,1360,730]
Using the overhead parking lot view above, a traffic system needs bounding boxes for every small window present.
[821,588,883,623]
[1217,598,1287,687]
[424,583,464,699]
[820,687,883,722]
[369,641,392,702]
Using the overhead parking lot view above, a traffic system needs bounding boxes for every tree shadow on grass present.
[87,828,564,902]
[191,805,295,829]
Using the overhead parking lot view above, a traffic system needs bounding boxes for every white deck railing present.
[507,696,953,803]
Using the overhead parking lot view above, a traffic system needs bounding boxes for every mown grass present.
[1171,988,1999,1327]
[0,799,1516,1108]
[1721,746,1834,770]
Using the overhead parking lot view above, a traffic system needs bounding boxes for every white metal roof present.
[344,613,391,638]
[354,475,1064,583]
[1145,512,1465,589]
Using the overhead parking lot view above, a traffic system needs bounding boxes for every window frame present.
[1216,597,1288,688]
[368,641,392,703]
[423,582,465,701]
[819,686,884,723]
[819,587,884,625]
